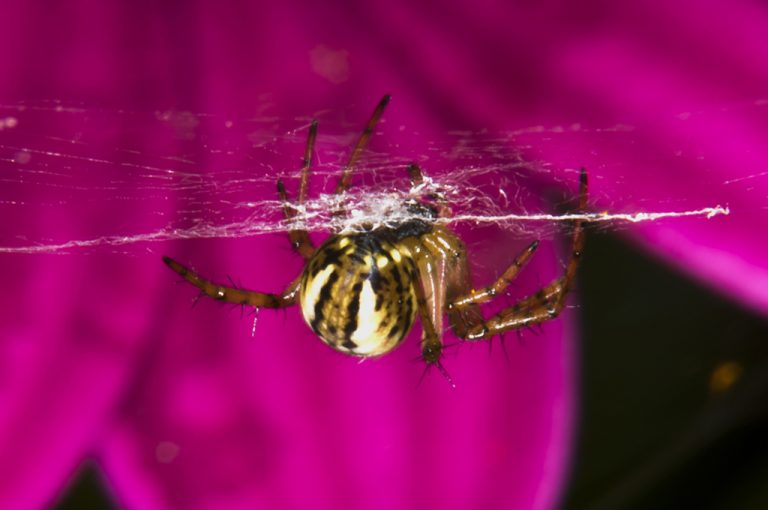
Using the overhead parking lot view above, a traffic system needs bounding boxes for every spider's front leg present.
[405,227,468,382]
[277,119,318,260]
[412,275,457,387]
[162,256,299,308]
[411,272,442,365]
[449,169,588,340]
[334,94,391,195]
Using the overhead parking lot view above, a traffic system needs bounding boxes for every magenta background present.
[0,1,767,510]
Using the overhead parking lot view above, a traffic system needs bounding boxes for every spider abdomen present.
[299,234,418,357]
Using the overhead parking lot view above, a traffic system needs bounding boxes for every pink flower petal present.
[4,1,766,509]
[0,2,579,509]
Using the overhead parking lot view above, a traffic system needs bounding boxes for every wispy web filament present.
[446,206,730,225]
[0,205,729,254]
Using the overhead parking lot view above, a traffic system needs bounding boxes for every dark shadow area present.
[563,232,768,510]
[53,462,117,510]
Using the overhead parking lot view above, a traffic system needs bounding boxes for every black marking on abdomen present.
[312,271,339,333]
[344,291,361,340]
[388,322,401,341]
[403,299,413,322]
[349,252,366,265]
[320,248,343,269]
[391,266,403,292]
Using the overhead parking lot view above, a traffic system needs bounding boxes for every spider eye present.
[299,234,417,357]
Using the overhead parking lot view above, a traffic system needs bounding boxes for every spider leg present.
[411,272,443,365]
[448,240,539,309]
[413,276,456,388]
[449,169,588,341]
[443,240,538,340]
[407,162,425,187]
[463,275,573,340]
[277,119,318,260]
[162,256,299,308]
[334,94,391,195]
[407,163,451,217]
[298,120,318,206]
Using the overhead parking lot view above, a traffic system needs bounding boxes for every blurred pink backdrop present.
[0,1,766,509]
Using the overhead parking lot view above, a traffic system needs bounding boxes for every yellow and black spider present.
[163,95,587,373]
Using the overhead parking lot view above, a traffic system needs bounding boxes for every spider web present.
[0,100,736,255]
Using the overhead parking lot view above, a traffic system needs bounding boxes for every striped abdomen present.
[299,234,417,357]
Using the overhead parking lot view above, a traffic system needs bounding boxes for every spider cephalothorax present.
[163,95,587,370]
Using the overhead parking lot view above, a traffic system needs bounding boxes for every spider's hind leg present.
[448,169,588,341]
[163,256,299,309]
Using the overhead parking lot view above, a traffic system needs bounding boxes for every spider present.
[163,95,587,374]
